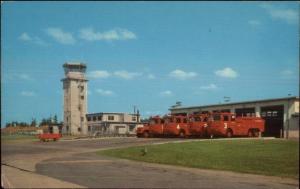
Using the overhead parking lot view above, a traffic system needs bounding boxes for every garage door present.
[260,105,284,138]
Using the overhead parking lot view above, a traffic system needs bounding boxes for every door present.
[260,105,284,138]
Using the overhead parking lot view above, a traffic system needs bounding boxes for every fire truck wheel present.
[248,130,254,137]
[143,132,149,138]
[254,130,260,137]
[226,129,233,138]
[179,131,186,138]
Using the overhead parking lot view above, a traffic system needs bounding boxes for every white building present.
[61,63,88,135]
[86,112,142,136]
[169,96,299,138]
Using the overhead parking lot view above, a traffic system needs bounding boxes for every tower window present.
[80,86,84,92]
[108,115,114,120]
[81,96,84,100]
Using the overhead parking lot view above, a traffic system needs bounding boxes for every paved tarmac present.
[1,137,299,188]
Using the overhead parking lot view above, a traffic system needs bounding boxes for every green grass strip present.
[97,139,299,179]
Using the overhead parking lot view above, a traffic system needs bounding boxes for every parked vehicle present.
[137,116,164,138]
[37,125,62,142]
[137,112,265,139]
[206,112,265,138]
[188,113,209,137]
[38,133,61,142]
[163,115,189,137]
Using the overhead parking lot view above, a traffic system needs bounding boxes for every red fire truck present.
[136,116,164,138]
[188,113,209,137]
[206,112,265,138]
[163,115,189,137]
[137,112,265,138]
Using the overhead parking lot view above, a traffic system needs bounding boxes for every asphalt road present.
[1,137,299,188]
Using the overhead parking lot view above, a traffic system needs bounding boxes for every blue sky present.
[1,2,299,126]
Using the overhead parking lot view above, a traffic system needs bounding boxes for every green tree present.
[31,118,37,127]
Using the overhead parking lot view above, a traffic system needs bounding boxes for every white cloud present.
[114,70,142,79]
[147,74,156,79]
[21,91,36,97]
[45,28,76,44]
[18,33,47,46]
[96,89,115,96]
[200,84,218,90]
[169,69,197,80]
[5,73,33,81]
[248,20,261,26]
[160,90,173,97]
[215,67,238,78]
[280,69,296,79]
[145,111,162,116]
[19,33,31,41]
[260,4,298,24]
[88,70,111,79]
[19,74,32,80]
[79,28,137,41]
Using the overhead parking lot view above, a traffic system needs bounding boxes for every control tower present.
[61,62,88,135]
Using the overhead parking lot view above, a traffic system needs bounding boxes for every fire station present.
[169,96,299,138]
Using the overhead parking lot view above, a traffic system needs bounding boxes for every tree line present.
[5,115,62,128]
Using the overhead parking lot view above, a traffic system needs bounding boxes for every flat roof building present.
[169,96,299,138]
[86,112,141,136]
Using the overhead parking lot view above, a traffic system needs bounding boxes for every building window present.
[267,111,272,117]
[97,116,102,121]
[183,118,187,123]
[81,96,84,100]
[81,117,84,122]
[272,111,278,117]
[66,126,69,131]
[93,116,97,121]
[129,124,135,131]
[87,117,91,121]
[176,118,181,123]
[80,86,84,92]
[78,128,81,132]
[132,116,136,121]
[108,116,114,120]
[88,126,91,131]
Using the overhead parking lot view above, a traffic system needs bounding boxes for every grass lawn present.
[1,134,38,142]
[97,139,299,179]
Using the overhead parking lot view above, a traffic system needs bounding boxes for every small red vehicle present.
[206,112,265,138]
[163,115,189,137]
[188,114,209,137]
[38,133,62,142]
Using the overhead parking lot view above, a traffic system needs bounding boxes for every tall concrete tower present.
[62,62,88,135]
